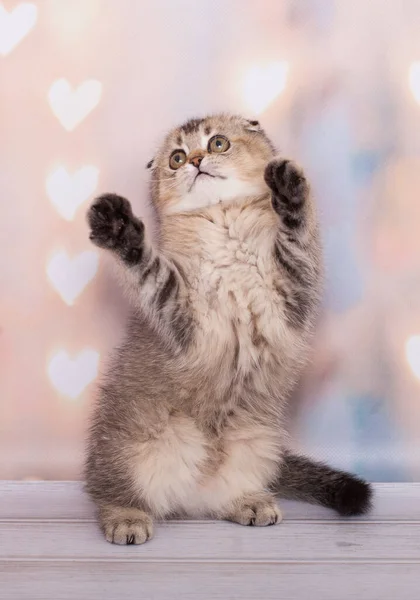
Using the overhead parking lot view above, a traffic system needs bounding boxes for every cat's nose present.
[190,155,203,168]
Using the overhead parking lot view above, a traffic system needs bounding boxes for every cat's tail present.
[273,451,373,516]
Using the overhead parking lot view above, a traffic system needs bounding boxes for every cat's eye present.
[169,150,187,170]
[208,135,230,153]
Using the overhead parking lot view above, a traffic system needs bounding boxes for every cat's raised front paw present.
[264,158,309,213]
[87,194,144,262]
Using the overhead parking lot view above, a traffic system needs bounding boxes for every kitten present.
[85,113,372,545]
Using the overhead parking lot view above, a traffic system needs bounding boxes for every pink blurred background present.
[1,0,420,481]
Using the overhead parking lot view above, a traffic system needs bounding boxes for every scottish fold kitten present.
[85,114,372,544]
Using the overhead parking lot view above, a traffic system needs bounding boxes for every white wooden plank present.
[1,561,419,600]
[0,481,94,520]
[1,482,419,599]
[0,482,419,521]
[1,520,420,561]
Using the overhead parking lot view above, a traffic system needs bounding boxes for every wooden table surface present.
[1,482,419,599]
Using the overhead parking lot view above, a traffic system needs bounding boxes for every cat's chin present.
[166,193,223,214]
[167,177,267,215]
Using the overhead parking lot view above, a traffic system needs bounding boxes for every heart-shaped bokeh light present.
[46,165,99,221]
[243,61,289,115]
[409,62,420,105]
[47,349,100,399]
[0,2,37,56]
[48,78,102,131]
[405,335,420,381]
[46,250,98,305]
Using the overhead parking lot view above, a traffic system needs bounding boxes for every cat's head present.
[148,114,275,215]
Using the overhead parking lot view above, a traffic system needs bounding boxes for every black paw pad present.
[87,194,144,251]
[264,159,309,209]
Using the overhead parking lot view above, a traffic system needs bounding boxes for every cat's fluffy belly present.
[133,413,281,517]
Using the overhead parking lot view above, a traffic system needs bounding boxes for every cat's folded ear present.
[244,119,263,132]
[146,158,155,169]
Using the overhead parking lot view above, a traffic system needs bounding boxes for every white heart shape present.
[47,349,99,399]
[243,61,289,115]
[405,335,420,381]
[0,2,37,56]
[409,62,420,104]
[46,250,98,305]
[48,78,102,131]
[46,166,99,221]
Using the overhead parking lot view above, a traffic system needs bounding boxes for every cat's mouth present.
[197,170,214,180]
[189,170,226,192]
